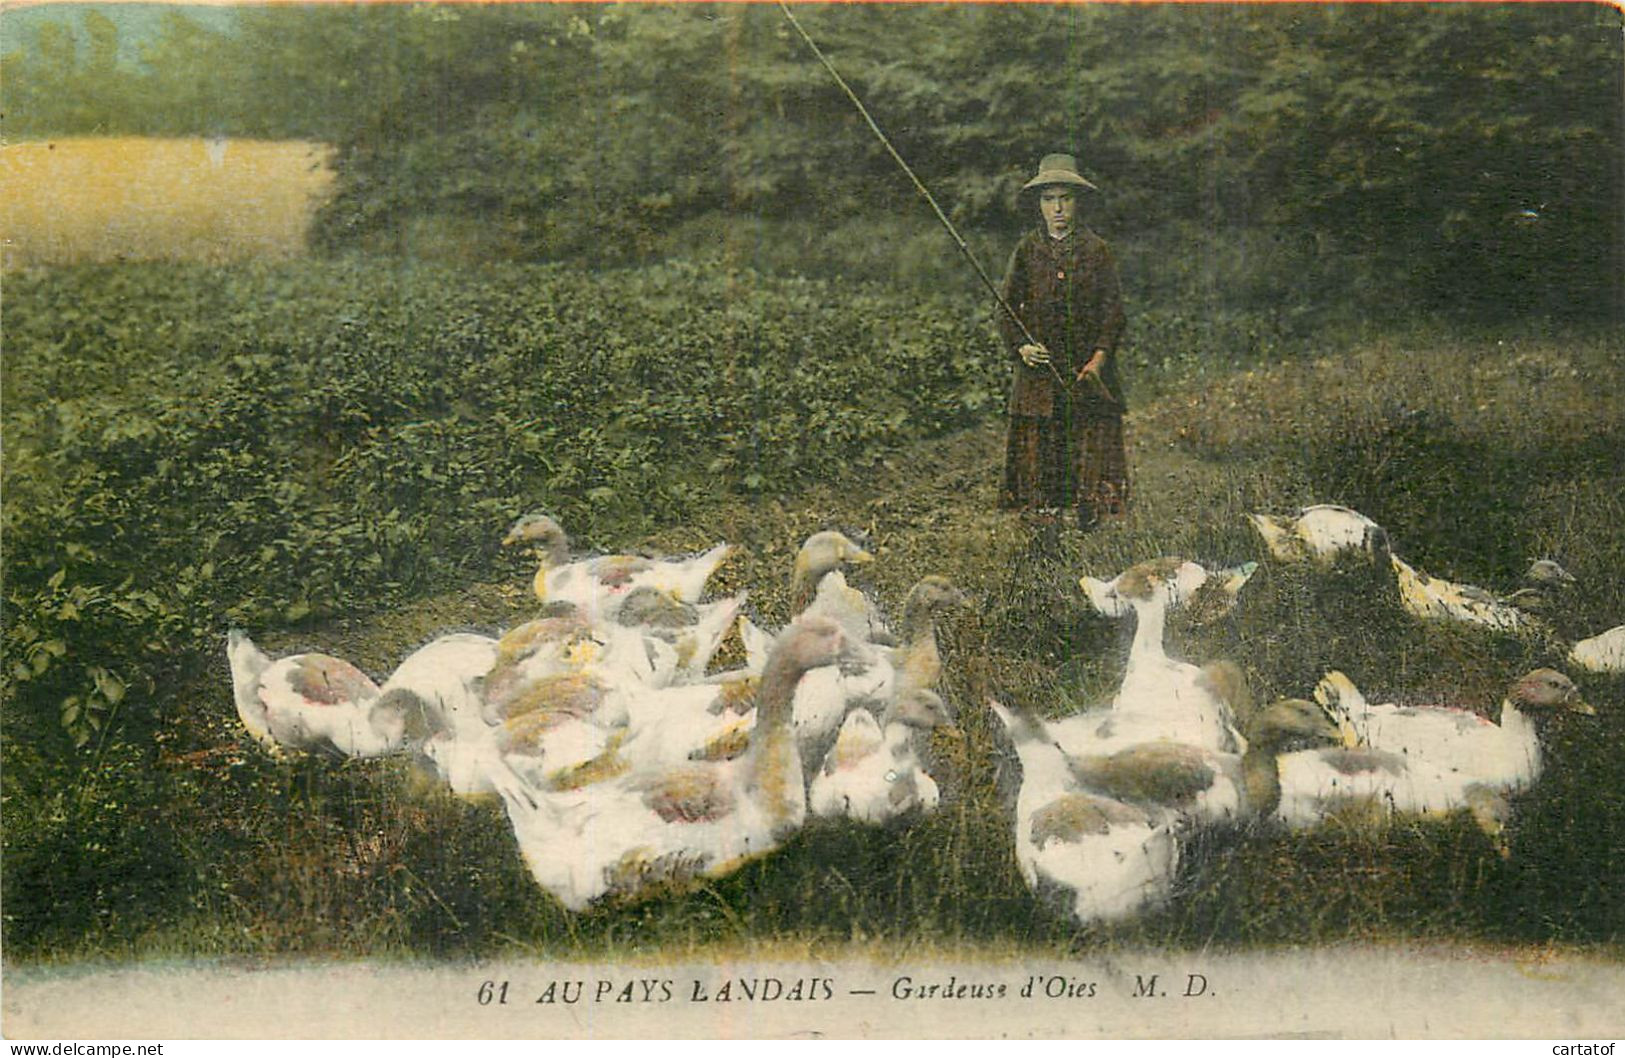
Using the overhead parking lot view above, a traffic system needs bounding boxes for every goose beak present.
[503,519,544,547]
[1568,698,1598,717]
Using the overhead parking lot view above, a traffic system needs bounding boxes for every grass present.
[10,324,1620,965]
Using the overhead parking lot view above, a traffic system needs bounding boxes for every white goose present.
[502,512,732,620]
[1569,625,1625,673]
[1269,738,1520,852]
[612,674,762,770]
[1246,504,1390,566]
[493,616,846,911]
[226,630,406,759]
[791,530,892,645]
[990,699,1180,925]
[1269,675,1592,856]
[359,632,505,796]
[1499,559,1578,617]
[809,688,953,824]
[1076,558,1247,753]
[1389,554,1534,632]
[1058,697,1350,831]
[739,532,896,769]
[1314,668,1595,792]
[732,528,879,672]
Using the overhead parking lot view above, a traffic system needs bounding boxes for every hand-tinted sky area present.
[2,2,239,66]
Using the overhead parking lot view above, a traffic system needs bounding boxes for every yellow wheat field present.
[0,137,335,269]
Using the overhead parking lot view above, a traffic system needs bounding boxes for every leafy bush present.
[1,257,1001,753]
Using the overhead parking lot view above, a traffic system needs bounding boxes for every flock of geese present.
[998,503,1616,925]
[228,518,966,911]
[226,503,1620,924]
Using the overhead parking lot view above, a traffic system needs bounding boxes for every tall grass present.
[3,253,1620,962]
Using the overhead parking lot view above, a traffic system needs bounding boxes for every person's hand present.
[1019,343,1051,368]
[1075,349,1106,382]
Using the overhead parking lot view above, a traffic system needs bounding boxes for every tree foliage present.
[3,3,1619,311]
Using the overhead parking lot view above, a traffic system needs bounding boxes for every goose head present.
[1524,559,1576,589]
[319,686,414,759]
[1111,557,1209,610]
[502,512,571,597]
[1078,573,1131,618]
[1237,697,1353,817]
[760,615,848,723]
[1241,697,1354,755]
[903,574,970,615]
[1499,559,1578,618]
[789,530,873,609]
[883,687,955,732]
[503,511,568,558]
[225,629,276,750]
[899,575,972,635]
[1504,668,1594,718]
[374,685,440,744]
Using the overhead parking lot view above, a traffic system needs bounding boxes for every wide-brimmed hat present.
[1020,153,1099,193]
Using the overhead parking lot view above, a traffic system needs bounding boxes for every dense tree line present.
[4,3,1620,316]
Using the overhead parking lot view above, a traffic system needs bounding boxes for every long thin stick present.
[777,2,1078,394]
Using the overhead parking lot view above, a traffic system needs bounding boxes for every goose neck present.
[756,650,813,731]
[789,555,837,613]
[1239,745,1282,816]
[1129,597,1169,659]
[901,593,938,644]
[1499,697,1537,741]
[534,532,569,569]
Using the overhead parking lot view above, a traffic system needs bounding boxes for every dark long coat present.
[996,225,1129,515]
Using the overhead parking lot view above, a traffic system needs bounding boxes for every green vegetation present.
[3,254,1621,960]
[5,4,1620,316]
[0,259,999,750]
[3,0,1622,968]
